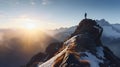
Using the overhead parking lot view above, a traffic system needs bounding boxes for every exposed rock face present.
[27,19,120,67]
[71,19,103,46]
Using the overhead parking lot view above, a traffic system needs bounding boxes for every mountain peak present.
[96,19,110,26]
[27,19,120,67]
[71,19,103,46]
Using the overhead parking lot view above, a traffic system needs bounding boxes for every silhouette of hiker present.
[85,13,87,19]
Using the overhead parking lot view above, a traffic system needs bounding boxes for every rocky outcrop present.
[71,19,103,46]
[25,42,63,67]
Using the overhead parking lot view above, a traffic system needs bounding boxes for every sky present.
[0,0,120,30]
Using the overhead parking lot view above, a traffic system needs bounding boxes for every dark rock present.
[71,19,103,46]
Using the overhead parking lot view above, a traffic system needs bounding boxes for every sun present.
[20,18,39,30]
[24,22,37,30]
[12,17,46,31]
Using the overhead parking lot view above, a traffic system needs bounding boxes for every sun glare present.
[10,16,48,31]
[24,22,37,30]
[17,17,40,31]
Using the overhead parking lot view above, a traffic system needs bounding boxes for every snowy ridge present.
[64,35,77,45]
[38,36,75,67]
[38,46,68,67]
[38,35,106,67]
[38,35,78,67]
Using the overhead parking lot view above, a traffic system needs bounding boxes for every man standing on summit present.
[85,12,87,19]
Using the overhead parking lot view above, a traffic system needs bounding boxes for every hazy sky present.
[0,0,120,29]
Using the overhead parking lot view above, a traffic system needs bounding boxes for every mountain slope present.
[38,19,120,67]
[113,24,120,32]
